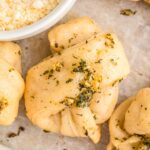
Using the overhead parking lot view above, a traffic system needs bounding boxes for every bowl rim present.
[0,0,76,41]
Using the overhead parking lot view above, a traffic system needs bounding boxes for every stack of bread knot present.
[0,42,24,125]
[107,88,150,150]
[25,17,130,143]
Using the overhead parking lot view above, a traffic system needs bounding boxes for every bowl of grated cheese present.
[0,0,76,41]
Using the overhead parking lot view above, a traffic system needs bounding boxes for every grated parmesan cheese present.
[0,0,60,31]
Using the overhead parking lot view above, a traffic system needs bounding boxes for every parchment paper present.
[0,0,150,150]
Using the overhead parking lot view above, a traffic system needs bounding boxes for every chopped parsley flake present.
[110,58,118,66]
[145,107,147,111]
[55,43,58,48]
[112,80,118,86]
[60,45,64,49]
[143,139,150,148]
[57,52,62,55]
[73,59,87,73]
[118,78,123,83]
[60,97,75,106]
[137,135,150,148]
[114,137,119,140]
[56,80,59,86]
[0,98,8,111]
[66,78,73,83]
[76,88,94,107]
[95,59,103,64]
[83,127,88,136]
[18,51,21,55]
[9,68,15,72]
[120,9,136,16]
[55,62,64,72]
[7,126,25,138]
[68,37,74,43]
[72,63,76,66]
[43,130,50,133]
[93,115,97,120]
[72,55,78,59]
[41,62,64,79]
[76,114,83,117]
[42,69,54,79]
[105,33,115,48]
[72,59,102,107]
[31,95,35,99]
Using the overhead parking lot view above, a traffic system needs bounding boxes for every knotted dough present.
[0,42,25,125]
[107,88,150,150]
[25,17,130,143]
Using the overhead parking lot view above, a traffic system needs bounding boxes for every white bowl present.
[0,0,76,41]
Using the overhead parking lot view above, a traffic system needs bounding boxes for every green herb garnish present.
[0,97,8,111]
[142,136,150,148]
[110,58,118,66]
[66,78,73,83]
[72,55,78,59]
[42,69,54,79]
[31,95,35,99]
[60,97,75,106]
[9,68,15,72]
[56,80,59,86]
[120,9,136,16]
[105,33,115,48]
[95,59,102,64]
[73,59,87,73]
[18,51,21,55]
[76,88,94,107]
[55,43,58,48]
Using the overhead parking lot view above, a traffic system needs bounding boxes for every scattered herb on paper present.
[120,9,136,16]
[43,130,50,133]
[7,126,25,138]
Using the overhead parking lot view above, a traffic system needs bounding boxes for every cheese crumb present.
[0,0,60,31]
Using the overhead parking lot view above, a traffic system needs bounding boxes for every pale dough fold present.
[107,88,150,150]
[25,17,130,143]
[48,16,100,51]
[0,42,25,125]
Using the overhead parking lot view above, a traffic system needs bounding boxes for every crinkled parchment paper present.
[0,0,150,150]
